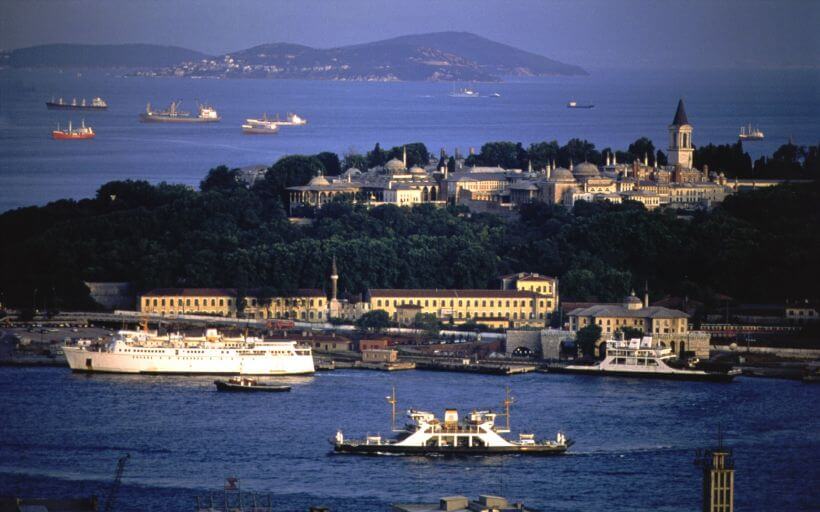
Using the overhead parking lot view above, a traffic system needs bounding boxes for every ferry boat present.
[139,101,221,123]
[63,329,314,375]
[270,113,308,126]
[242,114,280,134]
[52,120,95,140]
[557,337,740,382]
[738,124,765,141]
[567,101,594,109]
[46,97,108,111]
[333,388,571,456]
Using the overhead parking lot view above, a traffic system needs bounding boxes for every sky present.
[1,0,818,69]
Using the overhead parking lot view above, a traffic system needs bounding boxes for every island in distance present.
[4,31,586,81]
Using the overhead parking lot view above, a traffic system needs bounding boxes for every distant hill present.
[9,44,209,68]
[144,31,586,81]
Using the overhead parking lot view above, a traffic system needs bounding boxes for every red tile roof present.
[369,289,541,299]
[142,288,237,297]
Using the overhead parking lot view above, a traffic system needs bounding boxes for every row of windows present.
[145,298,232,307]
[247,298,324,307]
[375,298,548,309]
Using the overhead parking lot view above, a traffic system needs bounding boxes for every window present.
[186,299,191,306]
[153,299,158,306]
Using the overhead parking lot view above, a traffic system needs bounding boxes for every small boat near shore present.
[552,337,740,382]
[333,387,571,456]
[214,377,291,392]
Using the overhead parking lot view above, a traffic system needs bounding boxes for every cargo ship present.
[270,113,308,126]
[567,101,594,109]
[46,97,108,110]
[333,387,572,456]
[738,124,765,141]
[553,337,740,382]
[139,101,221,123]
[52,120,95,140]
[64,328,314,375]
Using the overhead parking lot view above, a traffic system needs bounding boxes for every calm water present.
[0,68,818,212]
[0,367,818,511]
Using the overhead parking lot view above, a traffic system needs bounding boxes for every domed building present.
[409,165,427,177]
[384,158,406,174]
[287,173,360,215]
[572,162,600,179]
[307,174,330,187]
[549,167,576,182]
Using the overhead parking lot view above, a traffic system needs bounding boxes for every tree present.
[528,141,560,169]
[342,152,368,171]
[200,165,241,192]
[575,324,602,358]
[314,152,341,176]
[470,141,527,169]
[628,137,656,164]
[560,138,601,166]
[619,326,643,339]
[413,312,441,336]
[367,143,387,168]
[253,155,325,205]
[387,143,430,168]
[356,309,392,333]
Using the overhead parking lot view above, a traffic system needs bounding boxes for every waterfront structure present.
[140,288,238,316]
[392,494,537,512]
[695,435,735,512]
[369,288,554,327]
[243,289,327,321]
[64,328,315,375]
[566,292,710,357]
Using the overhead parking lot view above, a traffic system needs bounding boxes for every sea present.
[0,367,818,511]
[0,68,819,213]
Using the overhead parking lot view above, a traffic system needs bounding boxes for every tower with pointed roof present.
[669,98,694,169]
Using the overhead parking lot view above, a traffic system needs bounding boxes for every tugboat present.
[555,337,740,382]
[332,387,571,456]
[567,100,594,109]
[738,124,765,141]
[214,377,291,392]
[46,97,108,111]
[139,101,221,123]
[52,120,95,140]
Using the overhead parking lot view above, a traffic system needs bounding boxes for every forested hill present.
[142,32,586,81]
[0,158,817,314]
[8,44,209,68]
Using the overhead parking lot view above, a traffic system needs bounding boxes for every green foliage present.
[356,309,392,332]
[342,152,367,171]
[467,141,528,169]
[201,166,241,192]
[314,152,342,176]
[386,143,430,168]
[413,312,441,335]
[628,137,656,164]
[619,326,644,339]
[366,143,387,168]
[575,324,602,358]
[253,154,326,206]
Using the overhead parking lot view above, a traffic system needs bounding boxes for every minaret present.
[643,153,649,166]
[669,98,694,169]
[695,429,735,512]
[330,256,339,302]
[402,146,407,168]
[546,163,551,180]
[569,160,574,171]
[528,160,533,173]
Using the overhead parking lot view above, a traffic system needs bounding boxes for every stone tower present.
[695,431,735,512]
[669,98,694,169]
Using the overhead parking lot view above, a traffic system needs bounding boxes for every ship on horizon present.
[739,123,765,141]
[52,119,95,140]
[46,97,108,111]
[139,101,221,123]
[567,100,594,109]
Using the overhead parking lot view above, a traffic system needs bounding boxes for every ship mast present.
[504,385,514,431]
[386,385,398,432]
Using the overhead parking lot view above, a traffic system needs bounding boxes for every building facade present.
[140,288,238,316]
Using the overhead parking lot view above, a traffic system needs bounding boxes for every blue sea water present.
[0,367,818,511]
[0,68,818,213]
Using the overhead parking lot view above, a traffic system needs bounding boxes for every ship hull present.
[64,347,314,375]
[550,365,736,382]
[46,103,107,111]
[52,132,94,140]
[214,380,291,392]
[139,114,220,123]
[242,127,278,135]
[333,443,569,456]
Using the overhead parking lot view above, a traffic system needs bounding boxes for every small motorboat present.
[214,377,291,392]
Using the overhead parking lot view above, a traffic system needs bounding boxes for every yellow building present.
[369,289,552,327]
[243,289,327,322]
[500,272,558,301]
[140,288,238,316]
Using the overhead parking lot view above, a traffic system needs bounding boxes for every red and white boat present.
[52,120,95,140]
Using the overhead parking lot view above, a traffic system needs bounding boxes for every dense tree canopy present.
[1,145,817,313]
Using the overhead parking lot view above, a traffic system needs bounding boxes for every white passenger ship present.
[64,329,314,375]
[559,337,739,382]
[333,388,571,455]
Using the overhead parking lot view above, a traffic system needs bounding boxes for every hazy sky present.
[1,0,818,69]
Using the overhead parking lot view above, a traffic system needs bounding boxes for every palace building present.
[140,288,238,317]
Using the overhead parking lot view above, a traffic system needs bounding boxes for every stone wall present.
[505,330,541,355]
[541,329,574,360]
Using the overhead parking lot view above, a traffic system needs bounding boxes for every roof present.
[142,288,237,297]
[370,289,541,299]
[245,288,325,298]
[567,304,689,319]
[499,272,556,282]
[672,98,689,126]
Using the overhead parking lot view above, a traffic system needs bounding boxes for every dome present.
[550,168,576,182]
[344,167,362,175]
[308,175,330,187]
[384,158,406,172]
[573,162,600,178]
[409,166,426,175]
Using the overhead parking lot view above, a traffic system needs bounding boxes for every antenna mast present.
[504,386,514,431]
[386,386,398,432]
